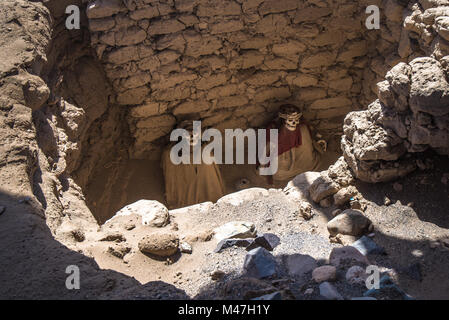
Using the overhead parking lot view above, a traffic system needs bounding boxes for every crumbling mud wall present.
[0,0,133,230]
[85,0,395,160]
[0,0,52,219]
[341,0,449,183]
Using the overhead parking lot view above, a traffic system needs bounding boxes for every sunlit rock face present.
[341,0,449,183]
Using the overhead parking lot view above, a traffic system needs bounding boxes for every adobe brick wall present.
[85,0,405,159]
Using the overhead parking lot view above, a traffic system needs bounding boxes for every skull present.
[284,115,300,131]
[189,130,201,147]
[278,104,302,132]
[178,120,201,147]
[183,129,201,147]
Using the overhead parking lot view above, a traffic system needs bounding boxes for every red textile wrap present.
[266,122,305,156]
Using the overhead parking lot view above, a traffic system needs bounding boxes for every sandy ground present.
[1,149,448,299]
[84,138,341,224]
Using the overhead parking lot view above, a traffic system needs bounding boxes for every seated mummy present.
[262,104,327,183]
[161,121,225,209]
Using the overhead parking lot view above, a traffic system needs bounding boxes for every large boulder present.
[111,200,170,227]
[217,188,269,206]
[327,209,373,237]
[138,232,179,257]
[284,172,321,201]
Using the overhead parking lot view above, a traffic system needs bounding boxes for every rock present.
[319,282,343,300]
[312,265,337,283]
[23,75,50,110]
[170,202,213,215]
[333,186,358,206]
[385,62,411,98]
[350,200,366,211]
[251,291,282,300]
[211,270,225,281]
[364,275,413,300]
[214,238,253,253]
[298,201,314,220]
[243,248,277,279]
[213,221,257,242]
[332,209,342,217]
[284,254,317,278]
[341,100,416,183]
[351,236,386,256]
[319,197,333,208]
[71,229,85,242]
[186,229,214,243]
[304,288,314,295]
[345,266,367,285]
[409,57,449,117]
[284,172,321,201]
[111,200,170,227]
[329,246,370,267]
[99,232,126,242]
[393,182,403,192]
[138,232,179,257]
[327,209,373,237]
[217,188,269,206]
[180,241,192,254]
[107,243,131,259]
[309,171,340,203]
[246,233,281,252]
[327,157,355,187]
[384,196,392,206]
[124,222,135,231]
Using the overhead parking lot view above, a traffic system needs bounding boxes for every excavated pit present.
[2,0,449,300]
[31,0,407,224]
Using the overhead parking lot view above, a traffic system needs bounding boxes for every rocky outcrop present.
[341,0,449,183]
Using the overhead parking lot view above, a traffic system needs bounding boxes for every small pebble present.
[304,288,313,295]
[393,182,403,192]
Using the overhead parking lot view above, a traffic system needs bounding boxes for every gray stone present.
[351,236,386,256]
[319,282,343,300]
[215,238,253,253]
[180,241,192,254]
[345,265,367,285]
[243,248,277,279]
[246,233,281,252]
[329,246,370,267]
[312,265,337,283]
[285,254,317,278]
